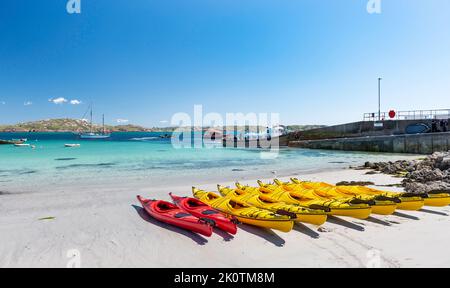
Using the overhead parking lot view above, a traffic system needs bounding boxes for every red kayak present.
[170,193,238,235]
[137,196,213,237]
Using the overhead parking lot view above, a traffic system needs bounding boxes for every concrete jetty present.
[289,131,450,154]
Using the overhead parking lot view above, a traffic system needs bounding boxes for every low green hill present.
[0,119,151,132]
[0,119,326,133]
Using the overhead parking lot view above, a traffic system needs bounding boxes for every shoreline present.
[0,158,415,196]
[0,140,420,196]
[2,158,450,267]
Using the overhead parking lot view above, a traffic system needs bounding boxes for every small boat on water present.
[65,144,81,148]
[14,143,31,147]
[79,104,111,140]
[12,138,28,142]
[80,133,110,139]
[0,139,25,145]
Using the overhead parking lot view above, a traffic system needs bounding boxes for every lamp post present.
[378,77,382,121]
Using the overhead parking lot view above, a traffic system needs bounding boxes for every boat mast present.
[90,105,93,133]
[102,114,105,135]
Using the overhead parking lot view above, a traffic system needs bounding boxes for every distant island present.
[0,119,163,133]
[0,118,325,133]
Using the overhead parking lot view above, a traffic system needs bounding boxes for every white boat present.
[80,133,110,139]
[12,138,27,142]
[65,144,81,147]
[79,105,111,140]
[14,143,30,147]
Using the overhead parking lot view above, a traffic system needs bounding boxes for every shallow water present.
[0,132,414,188]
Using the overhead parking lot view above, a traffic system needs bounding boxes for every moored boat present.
[14,143,30,147]
[79,105,110,140]
[65,144,81,148]
[80,133,110,139]
[0,139,25,145]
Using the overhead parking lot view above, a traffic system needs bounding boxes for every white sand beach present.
[3,0,450,271]
[1,165,450,268]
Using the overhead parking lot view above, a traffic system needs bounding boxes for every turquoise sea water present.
[0,132,408,188]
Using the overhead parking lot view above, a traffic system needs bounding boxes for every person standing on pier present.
[266,127,272,141]
[439,120,445,132]
[432,119,438,133]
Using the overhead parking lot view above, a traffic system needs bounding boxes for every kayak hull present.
[170,193,237,235]
[397,199,424,211]
[424,196,450,207]
[295,214,328,226]
[330,207,372,219]
[237,217,294,233]
[371,204,397,215]
[137,196,213,237]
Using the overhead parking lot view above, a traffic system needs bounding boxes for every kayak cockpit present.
[186,198,208,208]
[155,202,178,212]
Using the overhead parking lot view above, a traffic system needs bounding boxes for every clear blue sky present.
[0,0,449,126]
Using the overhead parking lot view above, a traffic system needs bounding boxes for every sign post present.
[378,77,382,121]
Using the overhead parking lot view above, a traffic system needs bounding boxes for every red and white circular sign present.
[389,110,396,119]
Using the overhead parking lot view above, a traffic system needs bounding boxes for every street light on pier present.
[378,77,382,121]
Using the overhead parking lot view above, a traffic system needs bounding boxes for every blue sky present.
[0,0,449,126]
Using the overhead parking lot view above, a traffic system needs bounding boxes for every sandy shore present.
[1,166,450,268]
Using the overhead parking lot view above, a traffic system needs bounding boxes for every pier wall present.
[291,119,436,141]
[289,132,450,154]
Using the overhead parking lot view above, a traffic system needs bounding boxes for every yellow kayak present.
[192,187,294,232]
[254,181,372,220]
[218,185,328,226]
[333,185,424,211]
[289,178,424,211]
[288,178,397,215]
[342,185,448,208]
[424,192,450,207]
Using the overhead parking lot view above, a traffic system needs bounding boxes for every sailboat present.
[79,105,111,139]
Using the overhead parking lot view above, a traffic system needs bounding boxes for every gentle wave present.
[0,169,38,175]
[129,137,160,141]
[55,163,117,170]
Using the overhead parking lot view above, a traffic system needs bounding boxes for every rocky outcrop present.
[403,181,450,194]
[362,151,450,194]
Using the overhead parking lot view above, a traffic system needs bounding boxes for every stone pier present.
[289,132,450,154]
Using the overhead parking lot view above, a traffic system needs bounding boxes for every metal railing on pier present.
[363,109,450,121]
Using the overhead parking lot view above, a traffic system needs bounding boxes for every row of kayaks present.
[137,179,450,234]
